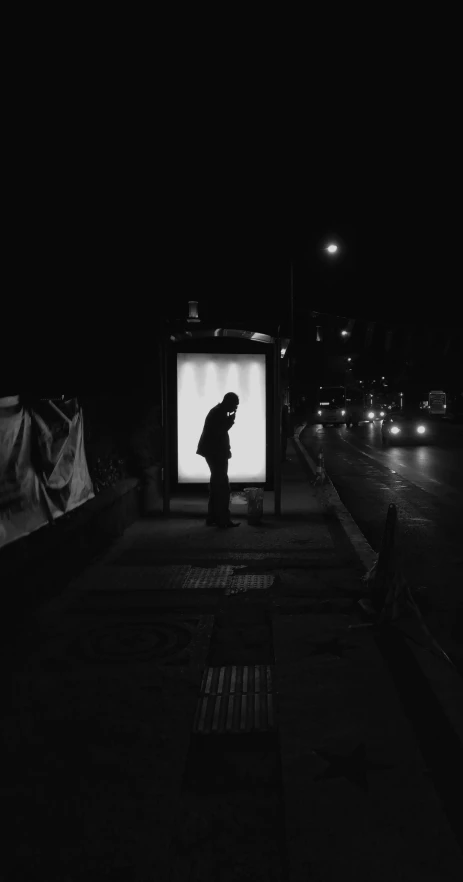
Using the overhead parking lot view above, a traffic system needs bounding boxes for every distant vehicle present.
[428,390,446,415]
[316,386,366,426]
[346,387,375,424]
[381,408,434,446]
[316,386,347,425]
[444,391,463,422]
[368,397,388,420]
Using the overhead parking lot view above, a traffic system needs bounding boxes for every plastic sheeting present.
[0,397,94,549]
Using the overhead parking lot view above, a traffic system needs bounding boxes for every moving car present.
[381,409,433,446]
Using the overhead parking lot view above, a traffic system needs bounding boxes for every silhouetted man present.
[196,392,240,528]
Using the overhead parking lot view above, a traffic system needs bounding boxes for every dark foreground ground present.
[3,441,463,880]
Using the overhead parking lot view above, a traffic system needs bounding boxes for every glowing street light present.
[326,243,338,254]
[347,357,352,362]
[341,330,348,337]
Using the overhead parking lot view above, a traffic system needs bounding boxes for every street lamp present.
[341,330,349,337]
[290,240,340,417]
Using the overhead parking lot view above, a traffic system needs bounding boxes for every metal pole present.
[274,333,282,517]
[290,260,294,421]
[161,333,170,516]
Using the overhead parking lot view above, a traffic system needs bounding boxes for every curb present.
[293,423,463,754]
[293,424,376,572]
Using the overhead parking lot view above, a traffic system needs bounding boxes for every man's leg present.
[214,459,233,527]
[206,457,239,527]
[205,457,217,524]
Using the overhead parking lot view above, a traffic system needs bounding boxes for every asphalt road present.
[300,419,463,671]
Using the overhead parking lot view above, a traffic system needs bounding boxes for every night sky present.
[154,197,460,335]
[10,150,462,394]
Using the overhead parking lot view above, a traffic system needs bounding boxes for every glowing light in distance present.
[417,426,426,434]
[390,426,400,435]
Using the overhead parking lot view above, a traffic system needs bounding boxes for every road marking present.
[338,435,460,502]
[295,430,463,758]
[296,427,458,569]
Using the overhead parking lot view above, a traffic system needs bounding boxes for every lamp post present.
[289,242,339,421]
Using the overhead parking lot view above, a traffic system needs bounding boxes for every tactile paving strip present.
[193,664,275,734]
[182,566,234,590]
[226,574,275,594]
[200,664,273,695]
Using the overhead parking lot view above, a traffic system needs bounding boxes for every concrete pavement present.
[4,439,463,880]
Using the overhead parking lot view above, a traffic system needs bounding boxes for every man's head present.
[222,392,239,412]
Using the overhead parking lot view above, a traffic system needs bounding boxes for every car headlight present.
[368,412,375,419]
[390,426,400,435]
[417,425,426,434]
[380,411,385,417]
[318,410,322,415]
[341,410,346,416]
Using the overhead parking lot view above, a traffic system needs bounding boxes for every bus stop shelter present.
[160,317,290,518]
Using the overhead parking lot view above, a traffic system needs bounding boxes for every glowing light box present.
[177,353,266,483]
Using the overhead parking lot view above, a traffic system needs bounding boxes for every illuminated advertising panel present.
[177,353,266,483]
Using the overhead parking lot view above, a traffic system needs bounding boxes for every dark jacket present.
[196,403,235,460]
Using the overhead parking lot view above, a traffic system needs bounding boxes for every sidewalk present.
[4,440,463,880]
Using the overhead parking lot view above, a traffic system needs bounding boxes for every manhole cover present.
[67,618,197,664]
[226,574,275,594]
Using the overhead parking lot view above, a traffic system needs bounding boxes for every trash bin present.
[243,487,264,524]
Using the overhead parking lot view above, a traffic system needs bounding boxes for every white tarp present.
[0,396,94,549]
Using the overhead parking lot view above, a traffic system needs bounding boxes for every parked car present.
[381,409,434,446]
